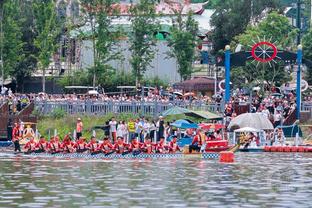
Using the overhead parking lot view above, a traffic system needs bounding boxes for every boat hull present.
[2,152,220,160]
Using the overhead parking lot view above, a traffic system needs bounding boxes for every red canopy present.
[199,123,225,130]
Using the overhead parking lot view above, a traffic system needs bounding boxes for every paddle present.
[104,151,115,156]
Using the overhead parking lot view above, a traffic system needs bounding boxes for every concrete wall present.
[79,40,181,83]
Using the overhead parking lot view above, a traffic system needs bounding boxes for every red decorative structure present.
[251,41,278,63]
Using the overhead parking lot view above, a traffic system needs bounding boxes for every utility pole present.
[297,0,302,45]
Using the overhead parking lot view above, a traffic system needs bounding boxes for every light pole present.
[296,44,303,120]
[224,45,231,103]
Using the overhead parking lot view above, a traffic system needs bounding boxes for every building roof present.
[173,77,216,91]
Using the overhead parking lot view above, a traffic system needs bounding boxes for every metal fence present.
[302,102,312,118]
[34,100,222,117]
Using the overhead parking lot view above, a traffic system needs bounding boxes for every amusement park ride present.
[216,39,311,120]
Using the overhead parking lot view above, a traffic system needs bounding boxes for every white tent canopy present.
[228,113,274,130]
[234,127,262,133]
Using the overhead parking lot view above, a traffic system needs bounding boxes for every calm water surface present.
[0,152,311,208]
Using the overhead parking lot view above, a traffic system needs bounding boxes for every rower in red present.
[61,136,75,153]
[23,137,37,154]
[49,136,62,154]
[74,137,88,153]
[156,136,167,153]
[168,136,181,153]
[97,137,114,154]
[141,137,154,154]
[87,136,99,154]
[35,136,49,153]
[114,136,128,154]
[128,137,142,154]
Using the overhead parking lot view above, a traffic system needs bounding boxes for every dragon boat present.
[0,152,220,160]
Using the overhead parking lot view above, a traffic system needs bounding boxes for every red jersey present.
[87,141,98,153]
[192,134,203,146]
[73,141,87,151]
[49,141,62,152]
[24,141,37,151]
[169,141,181,153]
[141,142,155,154]
[98,142,114,153]
[156,141,167,153]
[129,141,142,152]
[114,142,128,154]
[61,141,75,153]
[12,127,20,142]
[35,141,49,151]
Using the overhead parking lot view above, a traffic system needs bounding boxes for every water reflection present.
[0,153,311,207]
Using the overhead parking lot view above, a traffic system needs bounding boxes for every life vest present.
[143,142,153,153]
[131,142,140,151]
[25,141,36,151]
[115,143,126,153]
[170,141,179,152]
[88,142,98,152]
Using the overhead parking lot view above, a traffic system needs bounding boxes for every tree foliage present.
[167,10,199,81]
[231,12,297,88]
[0,0,23,83]
[302,29,312,84]
[33,0,60,92]
[79,0,123,87]
[129,0,159,86]
[210,0,280,53]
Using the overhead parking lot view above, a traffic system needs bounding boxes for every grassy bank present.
[36,113,199,140]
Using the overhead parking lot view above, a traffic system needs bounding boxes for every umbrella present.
[171,119,198,129]
[161,106,191,116]
[234,127,261,133]
[199,123,225,130]
[228,113,274,130]
[184,92,195,97]
[173,92,183,97]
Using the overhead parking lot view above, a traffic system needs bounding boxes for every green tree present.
[79,0,123,88]
[231,12,297,88]
[210,0,280,53]
[129,0,159,86]
[33,0,60,92]
[302,29,312,84]
[167,11,199,81]
[0,0,24,88]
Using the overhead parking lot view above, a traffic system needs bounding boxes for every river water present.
[0,152,311,208]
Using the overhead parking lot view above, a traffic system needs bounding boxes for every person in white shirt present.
[109,117,117,143]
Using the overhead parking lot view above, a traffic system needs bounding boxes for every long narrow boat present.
[0,152,220,160]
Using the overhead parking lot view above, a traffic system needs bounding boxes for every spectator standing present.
[109,117,117,143]
[127,119,136,141]
[157,116,165,141]
[76,118,83,140]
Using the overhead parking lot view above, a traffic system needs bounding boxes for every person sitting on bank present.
[128,137,142,155]
[169,136,181,153]
[74,137,88,153]
[156,137,167,153]
[141,137,154,154]
[87,136,98,154]
[23,137,37,153]
[97,137,114,154]
[35,136,49,153]
[49,136,62,154]
[12,123,21,153]
[114,136,128,154]
[189,130,205,153]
